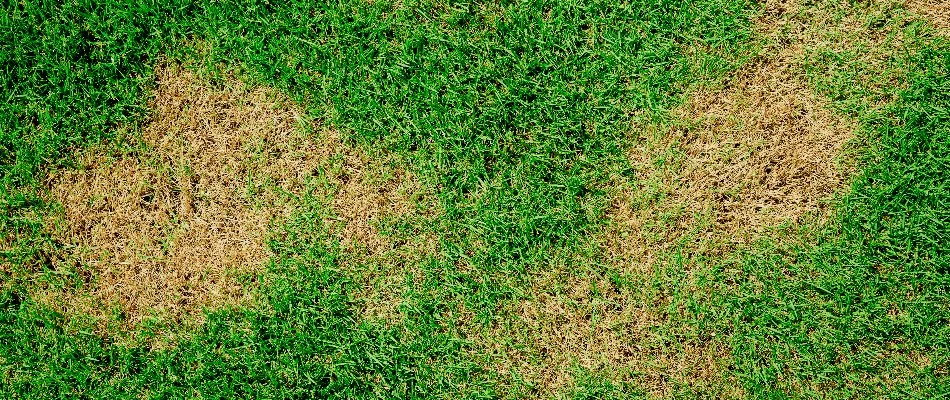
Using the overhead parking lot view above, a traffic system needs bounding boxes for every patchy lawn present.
[1,0,948,398]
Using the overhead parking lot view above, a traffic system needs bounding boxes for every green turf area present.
[1,0,949,398]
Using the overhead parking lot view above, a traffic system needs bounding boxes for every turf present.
[1,0,948,398]
[726,3,950,395]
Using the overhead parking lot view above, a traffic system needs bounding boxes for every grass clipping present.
[42,64,323,329]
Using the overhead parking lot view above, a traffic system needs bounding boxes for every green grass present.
[2,0,949,398]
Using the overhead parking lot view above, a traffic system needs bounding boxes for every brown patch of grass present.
[484,261,743,398]
[496,0,870,397]
[41,63,325,331]
[482,263,740,398]
[654,51,854,242]
[39,62,433,334]
[317,134,439,324]
[905,0,950,32]
[643,0,857,245]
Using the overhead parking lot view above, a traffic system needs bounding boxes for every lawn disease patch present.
[39,63,322,332]
[722,0,950,397]
[905,0,950,33]
[492,1,861,397]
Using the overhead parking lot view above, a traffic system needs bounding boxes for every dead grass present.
[317,133,438,324]
[643,0,859,246]
[496,0,868,397]
[42,64,317,330]
[38,62,428,333]
[905,0,950,32]
[481,262,740,398]
[492,262,742,398]
[647,48,855,243]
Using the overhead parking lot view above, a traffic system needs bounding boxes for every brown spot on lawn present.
[41,62,432,335]
[318,132,438,325]
[484,264,741,397]
[502,0,866,396]
[42,63,325,331]
[629,0,859,245]
[604,0,863,284]
[659,49,854,242]
[905,0,950,32]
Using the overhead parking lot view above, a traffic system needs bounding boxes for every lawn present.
[1,0,948,398]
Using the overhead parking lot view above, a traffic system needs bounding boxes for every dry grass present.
[642,48,855,243]
[495,266,742,397]
[40,62,432,333]
[642,0,858,246]
[905,0,950,32]
[317,134,438,324]
[495,0,866,397]
[43,63,317,329]
[483,263,739,398]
